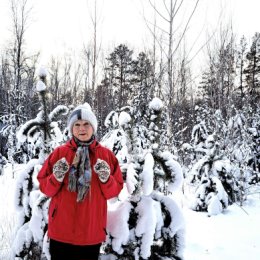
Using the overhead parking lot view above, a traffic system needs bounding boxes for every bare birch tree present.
[9,0,36,123]
[142,0,200,137]
[82,0,103,107]
[2,0,39,164]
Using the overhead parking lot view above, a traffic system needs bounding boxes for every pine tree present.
[226,106,260,203]
[95,49,154,139]
[13,69,69,259]
[189,134,232,216]
[244,32,260,101]
[94,77,114,138]
[186,105,246,215]
[100,97,185,260]
[105,44,135,109]
[247,105,260,184]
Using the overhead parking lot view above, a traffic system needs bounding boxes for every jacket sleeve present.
[37,148,63,197]
[99,151,124,200]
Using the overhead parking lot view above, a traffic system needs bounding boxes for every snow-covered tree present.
[0,114,17,166]
[185,108,239,215]
[226,107,260,203]
[0,153,7,176]
[188,134,240,216]
[247,106,260,184]
[100,97,185,260]
[13,68,68,259]
[179,105,212,177]
[185,102,260,213]
[0,0,40,165]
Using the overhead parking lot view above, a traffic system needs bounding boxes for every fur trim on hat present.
[68,103,98,134]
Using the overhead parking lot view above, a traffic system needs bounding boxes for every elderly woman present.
[37,104,123,260]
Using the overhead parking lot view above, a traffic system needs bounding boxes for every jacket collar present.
[67,137,99,151]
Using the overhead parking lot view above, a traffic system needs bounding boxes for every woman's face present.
[72,120,94,142]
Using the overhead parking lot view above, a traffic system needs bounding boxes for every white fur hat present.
[68,103,98,134]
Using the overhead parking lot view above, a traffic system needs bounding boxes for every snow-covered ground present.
[1,163,260,260]
[183,194,260,260]
[0,164,18,259]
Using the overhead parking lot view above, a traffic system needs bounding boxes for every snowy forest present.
[0,0,259,259]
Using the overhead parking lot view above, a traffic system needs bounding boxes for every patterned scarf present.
[68,136,95,202]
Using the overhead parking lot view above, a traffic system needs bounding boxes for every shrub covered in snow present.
[101,98,185,260]
[13,73,69,260]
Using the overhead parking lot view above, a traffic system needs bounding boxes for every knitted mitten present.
[94,159,110,183]
[53,157,69,182]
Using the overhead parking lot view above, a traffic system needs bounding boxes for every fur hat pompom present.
[68,103,98,134]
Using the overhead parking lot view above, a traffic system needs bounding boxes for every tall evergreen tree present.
[131,52,154,124]
[95,49,154,139]
[105,44,134,109]
[244,32,260,103]
[95,77,114,138]
[247,105,260,184]
[226,107,260,201]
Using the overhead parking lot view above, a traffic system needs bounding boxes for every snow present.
[37,67,48,78]
[149,97,163,111]
[140,152,154,196]
[118,111,131,127]
[183,197,260,260]
[1,164,260,259]
[107,200,132,254]
[104,111,119,128]
[125,162,138,195]
[135,196,159,259]
[159,150,184,193]
[36,80,47,92]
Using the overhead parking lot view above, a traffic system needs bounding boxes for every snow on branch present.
[107,201,132,254]
[135,196,160,259]
[49,105,69,121]
[140,152,154,196]
[149,97,163,111]
[155,151,183,193]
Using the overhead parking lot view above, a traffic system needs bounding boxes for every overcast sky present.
[0,0,259,67]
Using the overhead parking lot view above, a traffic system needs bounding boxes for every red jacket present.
[37,138,123,245]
